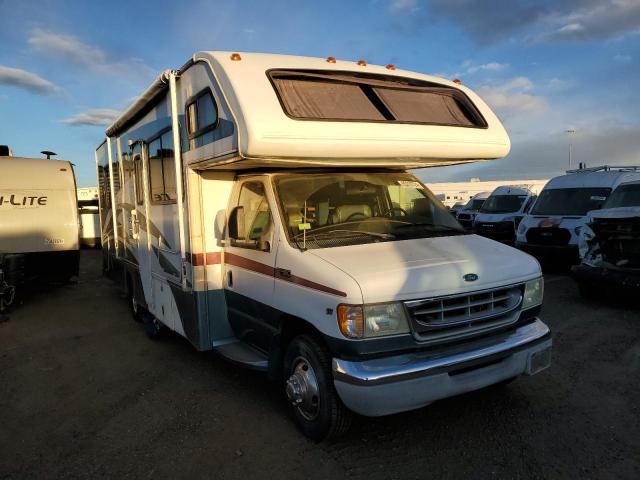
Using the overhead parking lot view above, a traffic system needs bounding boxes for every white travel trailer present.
[473,185,538,244]
[0,156,80,284]
[516,166,640,265]
[97,52,551,440]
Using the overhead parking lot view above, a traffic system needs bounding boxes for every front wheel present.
[283,335,352,441]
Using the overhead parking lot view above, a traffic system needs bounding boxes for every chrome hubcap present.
[286,357,320,420]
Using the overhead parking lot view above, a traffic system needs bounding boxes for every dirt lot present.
[1,250,639,479]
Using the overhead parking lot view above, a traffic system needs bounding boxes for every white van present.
[574,180,640,296]
[516,167,640,264]
[0,156,80,283]
[473,186,537,244]
[456,191,490,230]
[97,52,551,440]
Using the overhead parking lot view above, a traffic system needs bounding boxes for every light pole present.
[566,130,575,169]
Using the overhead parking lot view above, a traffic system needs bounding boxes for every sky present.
[0,0,639,187]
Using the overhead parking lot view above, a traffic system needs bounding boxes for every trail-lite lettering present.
[0,194,48,206]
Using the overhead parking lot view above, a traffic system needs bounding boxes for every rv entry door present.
[127,142,153,305]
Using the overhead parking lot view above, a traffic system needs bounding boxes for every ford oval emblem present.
[464,273,478,282]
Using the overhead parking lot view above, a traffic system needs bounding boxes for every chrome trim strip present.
[333,319,550,386]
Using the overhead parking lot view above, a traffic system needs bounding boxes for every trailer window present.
[133,153,144,205]
[148,131,177,204]
[269,70,486,127]
[186,89,218,149]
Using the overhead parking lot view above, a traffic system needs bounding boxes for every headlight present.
[522,277,544,309]
[337,303,410,339]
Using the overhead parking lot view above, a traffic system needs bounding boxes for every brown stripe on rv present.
[190,252,222,266]
[191,251,346,297]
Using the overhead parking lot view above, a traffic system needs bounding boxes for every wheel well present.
[268,314,328,381]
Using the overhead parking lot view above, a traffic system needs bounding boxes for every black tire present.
[283,335,352,441]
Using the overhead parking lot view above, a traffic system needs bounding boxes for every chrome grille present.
[405,285,523,344]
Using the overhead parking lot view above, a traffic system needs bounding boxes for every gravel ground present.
[0,250,638,479]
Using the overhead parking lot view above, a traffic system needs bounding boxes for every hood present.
[310,234,540,303]
[589,206,640,220]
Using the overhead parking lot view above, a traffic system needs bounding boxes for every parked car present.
[515,166,640,266]
[473,186,536,244]
[573,180,640,298]
[456,191,490,230]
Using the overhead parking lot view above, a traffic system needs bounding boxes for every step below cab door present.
[224,177,278,352]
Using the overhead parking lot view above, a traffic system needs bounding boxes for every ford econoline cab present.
[97,51,551,440]
[473,186,536,243]
[516,167,640,265]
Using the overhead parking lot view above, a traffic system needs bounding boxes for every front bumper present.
[473,222,516,243]
[516,242,579,264]
[332,319,551,417]
[573,263,640,289]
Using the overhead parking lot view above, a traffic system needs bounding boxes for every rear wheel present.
[283,335,352,441]
[128,287,145,323]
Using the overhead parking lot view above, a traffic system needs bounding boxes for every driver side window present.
[234,181,272,249]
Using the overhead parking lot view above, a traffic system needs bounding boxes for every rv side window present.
[148,132,177,204]
[133,153,144,205]
[232,181,272,249]
[186,90,218,149]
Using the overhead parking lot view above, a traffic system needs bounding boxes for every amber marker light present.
[337,305,364,339]
[386,64,396,70]
[230,53,242,61]
[453,78,462,84]
[357,59,367,66]
[326,56,337,63]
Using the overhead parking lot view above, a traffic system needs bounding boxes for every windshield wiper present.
[394,222,466,234]
[294,229,395,240]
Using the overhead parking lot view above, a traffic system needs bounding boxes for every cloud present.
[463,61,508,74]
[0,65,59,95]
[390,0,419,11]
[614,53,632,63]
[417,125,640,182]
[426,0,640,44]
[62,108,120,126]
[477,76,546,119]
[28,29,154,80]
[536,1,640,43]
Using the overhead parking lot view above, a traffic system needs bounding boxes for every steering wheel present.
[382,206,408,218]
[345,212,369,222]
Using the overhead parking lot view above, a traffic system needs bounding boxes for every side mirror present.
[228,206,245,240]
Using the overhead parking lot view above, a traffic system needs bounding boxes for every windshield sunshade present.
[269,70,487,128]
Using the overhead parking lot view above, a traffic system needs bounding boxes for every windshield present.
[274,172,466,249]
[480,194,527,214]
[464,198,486,211]
[602,184,640,209]
[530,188,611,216]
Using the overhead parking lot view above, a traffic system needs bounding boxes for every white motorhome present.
[473,186,537,244]
[97,52,551,440]
[0,156,80,284]
[516,166,640,265]
[456,191,491,230]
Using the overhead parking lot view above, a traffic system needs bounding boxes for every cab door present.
[224,178,278,352]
